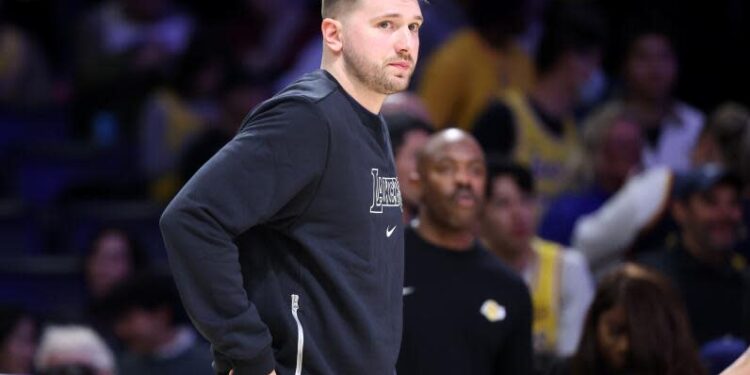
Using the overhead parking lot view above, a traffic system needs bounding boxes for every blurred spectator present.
[637,165,749,346]
[84,228,149,301]
[408,0,469,84]
[137,35,227,201]
[602,17,703,172]
[539,103,642,246]
[692,103,750,186]
[418,0,535,130]
[74,0,195,143]
[222,0,318,83]
[479,161,593,367]
[35,325,115,375]
[548,263,705,375]
[382,92,433,124]
[178,73,270,186]
[572,103,750,278]
[100,272,212,375]
[0,305,37,374]
[473,4,605,201]
[0,17,53,109]
[572,166,673,279]
[691,103,750,259]
[397,129,533,374]
[81,227,150,350]
[383,110,434,223]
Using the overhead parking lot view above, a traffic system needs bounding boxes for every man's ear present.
[322,18,343,53]
[409,170,423,200]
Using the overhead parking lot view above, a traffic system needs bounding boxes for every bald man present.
[397,129,533,374]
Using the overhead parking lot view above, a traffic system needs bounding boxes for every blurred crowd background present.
[0,0,748,373]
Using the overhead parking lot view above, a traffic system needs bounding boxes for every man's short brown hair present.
[321,0,357,18]
[322,0,427,19]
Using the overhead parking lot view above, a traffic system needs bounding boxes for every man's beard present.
[423,188,482,233]
[343,46,413,95]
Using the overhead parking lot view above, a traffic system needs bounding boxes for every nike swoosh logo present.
[403,286,415,296]
[386,225,397,237]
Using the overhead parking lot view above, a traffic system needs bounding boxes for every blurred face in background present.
[673,183,743,254]
[114,308,170,355]
[86,231,134,298]
[417,131,486,232]
[0,316,36,374]
[625,33,677,102]
[596,118,643,192]
[481,176,537,256]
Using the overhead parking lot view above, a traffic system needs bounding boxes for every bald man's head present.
[417,129,483,171]
[416,129,487,232]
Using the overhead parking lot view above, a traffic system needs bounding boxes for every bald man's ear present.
[409,170,423,201]
[322,18,343,53]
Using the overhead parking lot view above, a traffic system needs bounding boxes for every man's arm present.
[160,100,328,375]
[556,250,594,356]
[572,167,672,277]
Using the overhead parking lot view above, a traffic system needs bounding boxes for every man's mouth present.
[388,61,412,70]
[386,55,413,70]
[453,190,477,207]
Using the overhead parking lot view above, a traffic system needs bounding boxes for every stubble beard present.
[343,46,412,95]
[424,198,480,234]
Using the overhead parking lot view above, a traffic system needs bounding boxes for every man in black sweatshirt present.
[397,129,533,374]
[159,1,424,374]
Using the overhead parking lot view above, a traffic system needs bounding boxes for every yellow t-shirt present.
[503,91,579,200]
[418,29,535,130]
[149,89,205,202]
[530,238,563,353]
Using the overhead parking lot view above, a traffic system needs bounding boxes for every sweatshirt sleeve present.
[557,250,594,356]
[572,167,672,277]
[159,99,329,375]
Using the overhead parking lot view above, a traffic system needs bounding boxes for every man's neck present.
[322,64,386,114]
[415,215,476,251]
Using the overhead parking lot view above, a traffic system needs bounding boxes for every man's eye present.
[378,21,392,29]
[434,164,452,173]
[409,23,421,32]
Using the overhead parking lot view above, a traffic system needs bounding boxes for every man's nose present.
[454,168,471,186]
[394,27,416,54]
